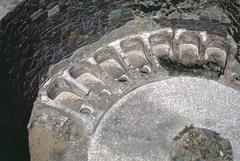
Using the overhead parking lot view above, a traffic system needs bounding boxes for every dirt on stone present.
[171,126,233,161]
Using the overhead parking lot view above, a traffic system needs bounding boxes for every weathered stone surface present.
[205,47,227,67]
[88,77,240,161]
[0,0,24,19]
[179,44,199,65]
[48,5,59,17]
[1,0,240,160]
[28,16,238,160]
[171,126,233,161]
[0,1,134,160]
[29,124,67,161]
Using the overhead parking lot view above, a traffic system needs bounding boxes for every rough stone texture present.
[29,124,67,161]
[0,0,240,161]
[0,0,24,19]
[171,126,233,161]
[88,77,240,160]
[28,15,238,160]
[28,74,240,161]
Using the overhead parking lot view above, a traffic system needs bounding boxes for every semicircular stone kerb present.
[204,37,227,68]
[149,29,173,59]
[93,47,126,79]
[177,32,201,65]
[120,37,150,69]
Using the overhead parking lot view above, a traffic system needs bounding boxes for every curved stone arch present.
[47,78,72,99]
[204,36,228,68]
[93,46,128,78]
[120,36,152,69]
[68,62,100,80]
[177,32,201,65]
[149,29,174,61]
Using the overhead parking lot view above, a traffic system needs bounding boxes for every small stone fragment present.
[141,64,152,73]
[48,5,59,17]
[118,74,129,82]
[80,102,94,114]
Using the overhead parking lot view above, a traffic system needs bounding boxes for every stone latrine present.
[0,0,240,161]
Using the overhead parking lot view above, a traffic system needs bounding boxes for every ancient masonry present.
[1,0,240,161]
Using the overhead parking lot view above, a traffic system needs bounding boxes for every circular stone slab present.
[88,77,240,161]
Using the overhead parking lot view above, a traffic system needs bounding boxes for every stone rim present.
[28,19,240,161]
[88,77,240,161]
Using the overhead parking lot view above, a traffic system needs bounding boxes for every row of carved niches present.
[28,15,240,160]
[30,22,238,140]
